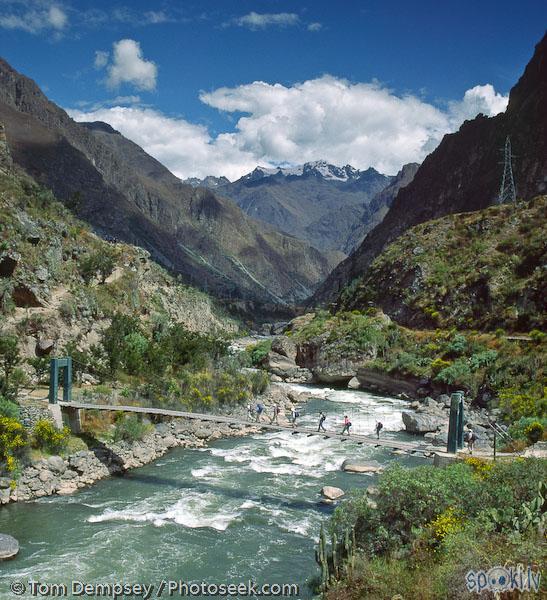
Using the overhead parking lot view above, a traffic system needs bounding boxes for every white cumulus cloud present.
[69,76,508,180]
[95,39,157,91]
[68,106,259,181]
[448,84,509,125]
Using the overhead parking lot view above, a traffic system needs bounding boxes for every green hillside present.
[338,197,546,332]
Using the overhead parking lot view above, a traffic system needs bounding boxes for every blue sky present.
[1,1,545,179]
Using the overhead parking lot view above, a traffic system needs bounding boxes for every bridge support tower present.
[447,391,465,453]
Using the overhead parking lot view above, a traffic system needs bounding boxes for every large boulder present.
[271,322,290,335]
[297,336,363,384]
[347,377,361,390]
[262,351,312,382]
[12,284,44,307]
[402,411,445,434]
[36,338,55,356]
[0,534,19,560]
[320,486,345,501]
[270,336,297,361]
[341,460,383,474]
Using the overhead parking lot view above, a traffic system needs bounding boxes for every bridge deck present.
[59,401,437,455]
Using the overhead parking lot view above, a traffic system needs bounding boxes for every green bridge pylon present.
[48,357,72,404]
[447,391,465,453]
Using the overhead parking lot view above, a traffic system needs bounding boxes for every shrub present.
[524,421,544,444]
[529,329,545,344]
[498,387,547,421]
[434,359,473,389]
[27,356,50,382]
[0,415,27,472]
[80,249,116,284]
[113,414,150,442]
[446,333,468,356]
[508,416,547,442]
[0,396,20,420]
[429,507,463,545]
[431,357,451,373]
[32,419,70,453]
[468,350,498,371]
[246,340,272,366]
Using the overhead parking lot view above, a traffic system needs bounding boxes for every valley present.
[0,15,545,600]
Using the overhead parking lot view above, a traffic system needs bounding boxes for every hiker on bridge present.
[255,403,264,422]
[247,403,254,420]
[341,415,352,436]
[290,407,299,427]
[271,404,280,424]
[375,421,383,439]
[317,412,327,432]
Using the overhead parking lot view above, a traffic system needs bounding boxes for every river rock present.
[259,323,272,336]
[402,411,444,434]
[271,336,297,361]
[262,351,311,383]
[46,455,66,474]
[341,460,383,474]
[347,377,360,390]
[0,534,19,560]
[271,322,289,335]
[320,486,345,500]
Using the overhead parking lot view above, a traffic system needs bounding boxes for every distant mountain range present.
[0,58,342,313]
[184,160,418,253]
[312,33,547,307]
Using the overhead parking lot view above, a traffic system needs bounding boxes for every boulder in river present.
[347,377,360,390]
[0,534,19,560]
[320,486,345,501]
[402,411,445,434]
[341,460,383,474]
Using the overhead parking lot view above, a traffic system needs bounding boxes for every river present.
[0,384,427,598]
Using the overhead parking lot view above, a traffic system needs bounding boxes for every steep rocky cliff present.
[0,167,237,362]
[343,162,419,253]
[313,33,547,306]
[337,196,547,331]
[0,59,339,309]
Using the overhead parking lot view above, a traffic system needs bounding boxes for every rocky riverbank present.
[2,384,310,505]
[258,327,500,450]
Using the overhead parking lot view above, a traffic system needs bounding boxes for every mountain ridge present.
[312,33,547,306]
[185,160,399,253]
[0,57,340,312]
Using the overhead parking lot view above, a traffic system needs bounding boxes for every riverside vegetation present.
[0,167,271,488]
[315,458,546,599]
[291,201,546,597]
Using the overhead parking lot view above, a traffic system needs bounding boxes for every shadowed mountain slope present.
[0,58,340,309]
[312,33,547,306]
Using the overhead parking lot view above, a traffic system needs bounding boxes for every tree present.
[80,249,117,284]
[0,335,22,401]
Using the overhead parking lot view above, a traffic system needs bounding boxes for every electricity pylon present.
[498,135,516,204]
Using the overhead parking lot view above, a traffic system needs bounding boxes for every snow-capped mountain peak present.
[241,160,376,183]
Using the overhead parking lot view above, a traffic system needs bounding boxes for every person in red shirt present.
[342,415,351,435]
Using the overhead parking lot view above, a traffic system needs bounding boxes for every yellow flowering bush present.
[464,456,494,479]
[32,419,70,453]
[0,415,27,472]
[430,507,462,543]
